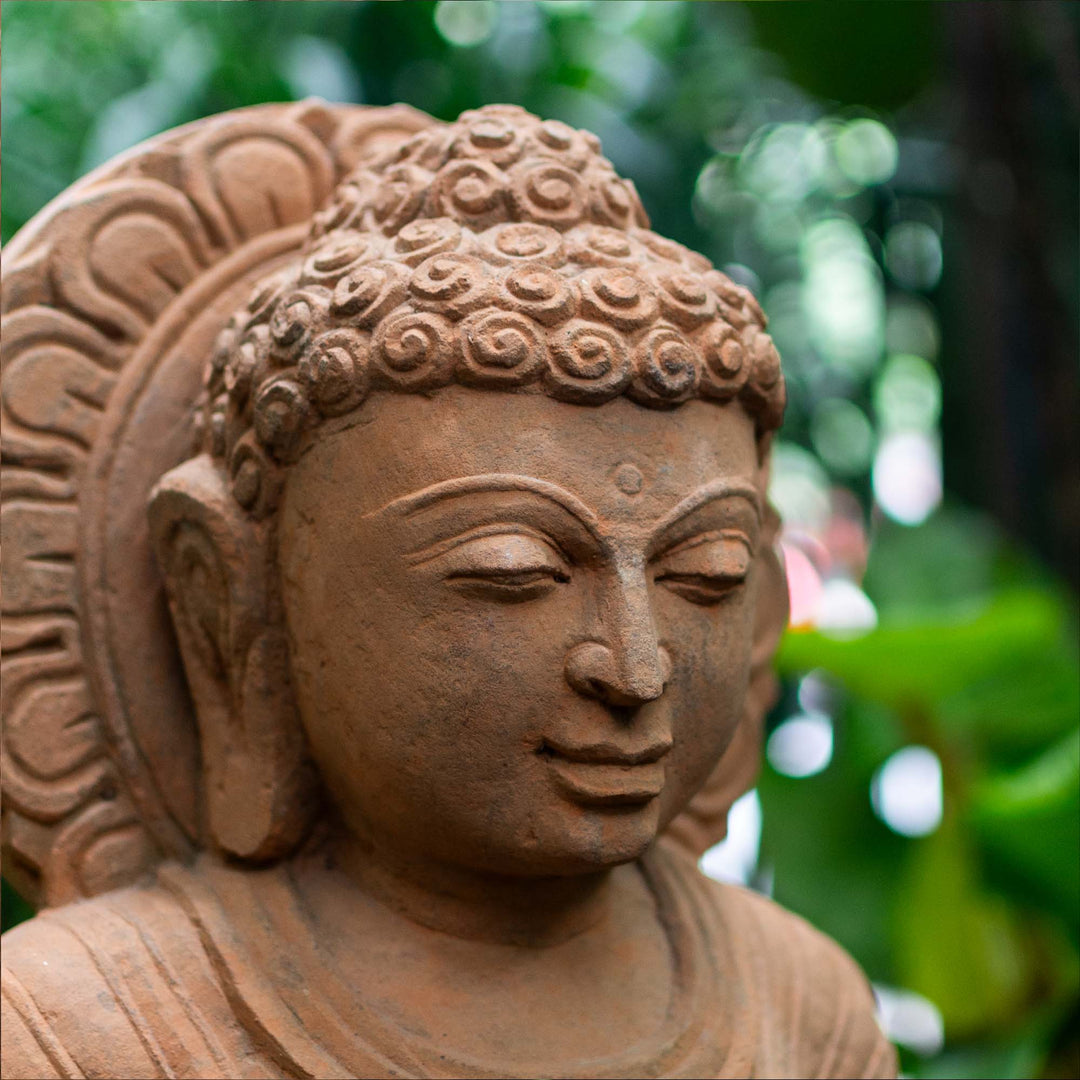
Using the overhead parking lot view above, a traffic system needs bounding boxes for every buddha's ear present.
[148,454,317,861]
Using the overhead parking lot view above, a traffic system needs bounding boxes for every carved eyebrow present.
[647,480,762,552]
[368,473,604,539]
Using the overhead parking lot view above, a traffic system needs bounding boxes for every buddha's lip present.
[542,755,667,806]
[539,737,672,767]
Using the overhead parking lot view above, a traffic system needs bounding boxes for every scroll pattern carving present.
[212,221,781,488]
[1,102,435,907]
[205,106,784,513]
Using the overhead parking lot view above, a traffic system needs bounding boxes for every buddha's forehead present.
[286,386,758,525]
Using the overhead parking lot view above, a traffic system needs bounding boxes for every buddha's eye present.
[438,532,570,603]
[654,531,751,606]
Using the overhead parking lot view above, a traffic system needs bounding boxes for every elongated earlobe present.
[148,454,318,861]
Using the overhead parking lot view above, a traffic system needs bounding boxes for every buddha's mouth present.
[537,738,670,806]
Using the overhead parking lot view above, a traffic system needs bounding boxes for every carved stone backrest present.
[1,102,438,906]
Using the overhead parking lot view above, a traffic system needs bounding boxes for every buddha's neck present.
[294,825,618,948]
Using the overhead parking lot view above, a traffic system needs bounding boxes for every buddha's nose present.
[564,569,672,708]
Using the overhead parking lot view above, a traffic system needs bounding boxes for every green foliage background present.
[2,3,1078,1077]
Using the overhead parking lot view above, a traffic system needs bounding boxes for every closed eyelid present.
[656,528,753,560]
[655,533,752,603]
[404,523,564,567]
[645,483,762,557]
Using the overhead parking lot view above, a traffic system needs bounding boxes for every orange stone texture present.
[0,102,896,1079]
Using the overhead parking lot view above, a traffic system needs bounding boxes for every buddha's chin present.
[510,796,666,876]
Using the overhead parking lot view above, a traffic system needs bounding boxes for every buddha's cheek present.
[652,585,755,833]
[285,570,639,874]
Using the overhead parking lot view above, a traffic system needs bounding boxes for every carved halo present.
[1,101,774,909]
[0,101,434,906]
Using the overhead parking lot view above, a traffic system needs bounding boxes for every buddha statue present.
[0,102,896,1080]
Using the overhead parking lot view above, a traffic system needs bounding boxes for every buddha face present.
[278,386,762,876]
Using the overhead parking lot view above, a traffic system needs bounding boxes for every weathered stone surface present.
[1,102,895,1079]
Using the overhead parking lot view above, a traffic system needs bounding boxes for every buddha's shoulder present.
[697,868,871,987]
[658,844,897,1078]
[1,873,261,1080]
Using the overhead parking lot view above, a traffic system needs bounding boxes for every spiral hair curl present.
[199,105,785,516]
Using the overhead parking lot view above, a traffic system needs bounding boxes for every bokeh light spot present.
[768,712,834,778]
[885,221,943,291]
[797,670,840,715]
[873,985,946,1057]
[539,0,594,14]
[770,442,832,533]
[871,746,944,837]
[835,119,898,187]
[281,36,361,103]
[699,789,762,886]
[810,398,874,476]
[885,297,940,362]
[815,577,878,638]
[722,263,761,295]
[592,1,648,30]
[801,216,884,375]
[739,123,826,204]
[434,0,498,47]
[872,431,942,525]
[754,201,805,253]
[874,353,941,433]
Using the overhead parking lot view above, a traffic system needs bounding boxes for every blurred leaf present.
[937,648,1080,759]
[759,714,906,979]
[1,878,34,934]
[894,818,1034,1039]
[863,504,1006,616]
[779,588,1070,714]
[844,697,909,771]
[906,1021,1049,1080]
[969,730,1080,924]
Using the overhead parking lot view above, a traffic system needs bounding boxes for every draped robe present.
[1,840,896,1080]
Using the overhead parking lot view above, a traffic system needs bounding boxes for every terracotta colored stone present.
[0,102,896,1079]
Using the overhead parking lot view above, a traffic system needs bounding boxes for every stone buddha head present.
[143,104,788,880]
[3,104,901,1080]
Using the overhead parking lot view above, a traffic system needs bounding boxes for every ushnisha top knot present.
[307,104,650,241]
[200,106,785,516]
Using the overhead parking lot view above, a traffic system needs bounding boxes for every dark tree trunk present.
[944,1,1079,586]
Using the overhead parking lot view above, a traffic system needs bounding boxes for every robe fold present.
[1,841,896,1080]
